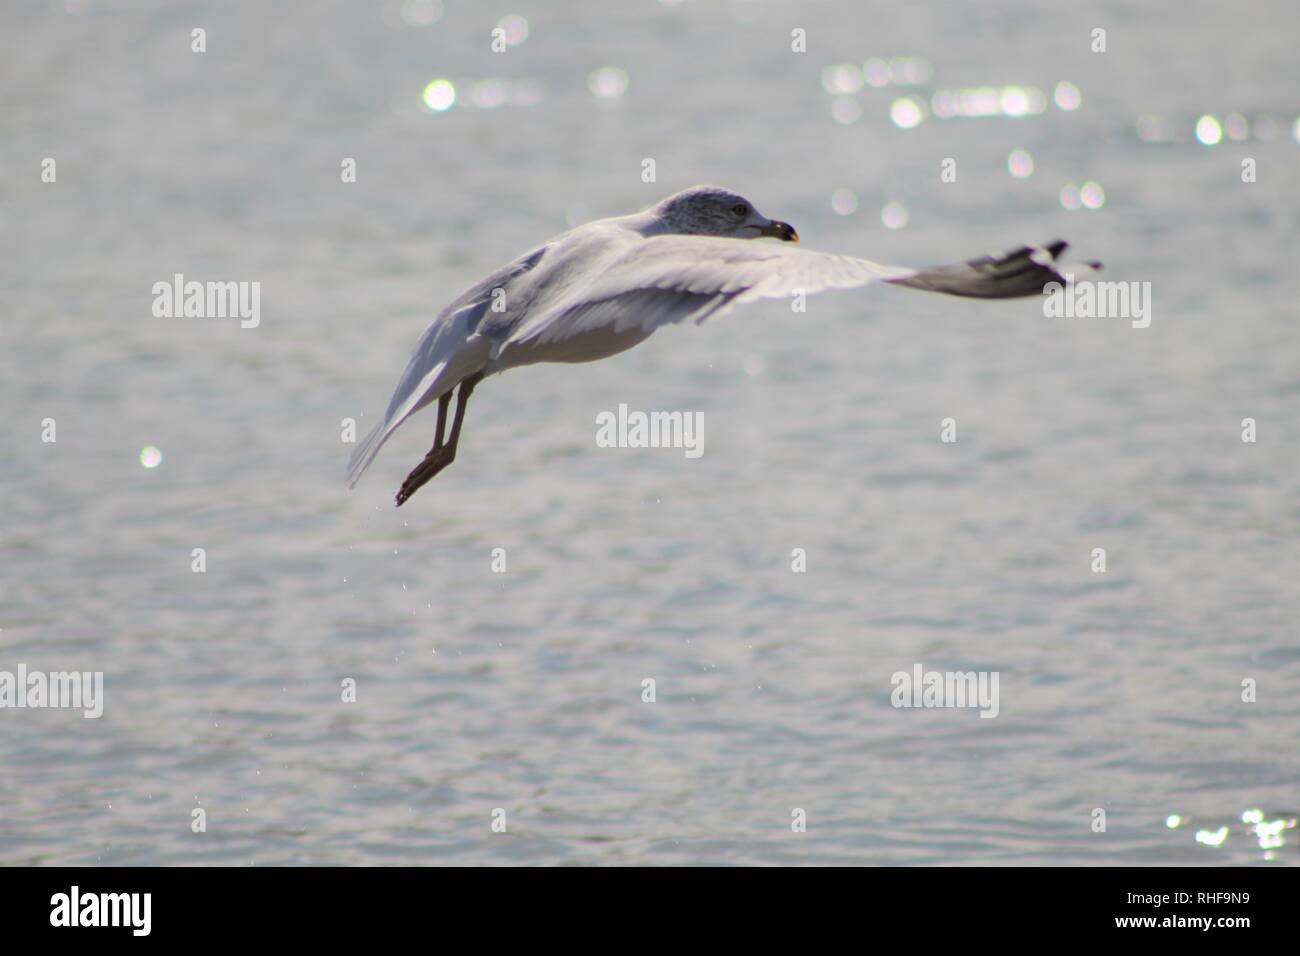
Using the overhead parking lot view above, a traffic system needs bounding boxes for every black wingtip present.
[886,239,1100,300]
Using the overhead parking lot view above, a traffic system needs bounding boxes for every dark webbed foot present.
[395,446,456,506]
[391,372,483,507]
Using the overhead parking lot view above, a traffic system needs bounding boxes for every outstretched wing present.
[502,235,1084,351]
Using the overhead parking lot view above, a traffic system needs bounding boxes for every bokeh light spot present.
[471,79,509,110]
[496,15,528,46]
[831,97,861,125]
[863,58,890,88]
[1000,86,1030,117]
[1053,81,1081,111]
[1007,148,1034,178]
[1194,826,1229,848]
[1136,113,1172,143]
[830,188,858,215]
[401,0,443,26]
[821,64,863,94]
[588,66,629,100]
[420,78,455,112]
[881,201,909,229]
[1195,114,1223,145]
[889,97,924,129]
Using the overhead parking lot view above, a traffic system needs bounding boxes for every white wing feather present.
[504,235,916,348]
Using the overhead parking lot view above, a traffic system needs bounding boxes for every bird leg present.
[433,390,450,449]
[394,373,483,506]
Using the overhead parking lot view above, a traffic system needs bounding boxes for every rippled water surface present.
[2,0,1298,865]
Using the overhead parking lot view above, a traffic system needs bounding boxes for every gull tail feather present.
[347,357,456,489]
[347,419,393,488]
[886,240,1101,300]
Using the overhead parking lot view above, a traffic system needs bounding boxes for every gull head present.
[652,185,799,242]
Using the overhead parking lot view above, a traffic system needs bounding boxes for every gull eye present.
[731,203,749,217]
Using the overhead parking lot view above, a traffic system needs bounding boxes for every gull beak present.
[757,219,799,242]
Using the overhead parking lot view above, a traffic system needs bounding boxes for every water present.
[1,0,1297,865]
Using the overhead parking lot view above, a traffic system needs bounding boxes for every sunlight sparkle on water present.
[881,201,909,230]
[400,0,442,27]
[1007,148,1034,178]
[420,79,455,112]
[831,97,861,125]
[862,56,932,87]
[999,86,1030,117]
[139,446,162,469]
[588,67,629,100]
[931,85,1045,120]
[471,79,510,110]
[1194,826,1229,847]
[821,64,863,94]
[863,58,890,88]
[1057,178,1104,211]
[496,15,528,46]
[1195,114,1223,145]
[1136,114,1173,142]
[1053,81,1081,111]
[889,97,924,128]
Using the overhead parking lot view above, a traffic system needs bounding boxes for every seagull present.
[348,185,1096,505]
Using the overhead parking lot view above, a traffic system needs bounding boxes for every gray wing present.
[502,235,1081,350]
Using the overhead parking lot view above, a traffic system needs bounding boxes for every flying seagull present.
[349,185,1095,505]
